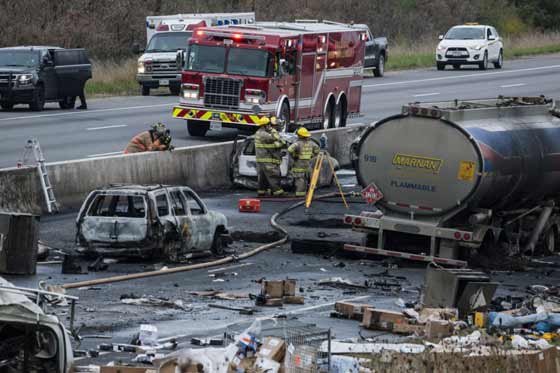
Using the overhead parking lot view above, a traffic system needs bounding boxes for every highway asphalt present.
[0,53,559,168]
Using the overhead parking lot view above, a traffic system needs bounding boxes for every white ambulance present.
[135,13,255,96]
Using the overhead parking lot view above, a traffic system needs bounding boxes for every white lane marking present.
[363,64,560,88]
[500,83,526,88]
[86,124,128,131]
[413,92,440,97]
[0,103,171,122]
[87,151,123,158]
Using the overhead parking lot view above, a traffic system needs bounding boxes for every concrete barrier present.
[0,125,366,213]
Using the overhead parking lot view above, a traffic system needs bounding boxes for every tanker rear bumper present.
[344,213,479,245]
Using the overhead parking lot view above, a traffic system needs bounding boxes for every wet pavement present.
[3,171,560,367]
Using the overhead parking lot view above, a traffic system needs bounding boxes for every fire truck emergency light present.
[156,24,170,31]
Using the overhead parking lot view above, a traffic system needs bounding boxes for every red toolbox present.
[239,198,261,213]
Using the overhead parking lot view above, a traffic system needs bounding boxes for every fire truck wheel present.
[334,98,347,128]
[187,120,209,137]
[323,100,335,129]
[169,86,181,96]
[278,101,290,132]
[141,86,150,96]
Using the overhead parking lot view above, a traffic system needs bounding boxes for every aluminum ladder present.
[21,139,58,213]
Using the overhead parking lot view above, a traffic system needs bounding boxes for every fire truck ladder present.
[22,139,58,213]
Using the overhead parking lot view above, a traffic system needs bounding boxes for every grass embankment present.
[85,32,560,97]
[386,31,560,70]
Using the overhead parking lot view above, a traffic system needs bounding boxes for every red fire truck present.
[172,21,366,136]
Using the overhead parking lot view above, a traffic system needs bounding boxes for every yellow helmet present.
[270,116,278,125]
[296,127,311,138]
[258,117,270,126]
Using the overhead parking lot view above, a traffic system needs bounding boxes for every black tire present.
[211,230,226,256]
[543,227,558,254]
[29,85,45,111]
[187,119,209,137]
[334,97,347,128]
[59,96,76,110]
[0,102,13,110]
[169,85,181,95]
[479,52,488,70]
[493,50,503,69]
[141,85,150,96]
[322,99,335,129]
[373,54,385,77]
[278,101,290,133]
[453,64,461,70]
[436,62,445,71]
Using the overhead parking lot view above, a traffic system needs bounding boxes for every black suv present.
[0,46,92,111]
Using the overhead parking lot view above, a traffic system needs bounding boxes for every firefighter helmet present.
[296,127,311,138]
[258,117,270,126]
[151,122,167,135]
[270,116,278,125]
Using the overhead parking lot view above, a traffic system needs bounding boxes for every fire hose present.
[61,192,349,289]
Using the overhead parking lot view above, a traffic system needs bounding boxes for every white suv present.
[436,24,503,71]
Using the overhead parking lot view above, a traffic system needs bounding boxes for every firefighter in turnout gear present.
[288,127,320,197]
[124,122,171,154]
[255,116,287,196]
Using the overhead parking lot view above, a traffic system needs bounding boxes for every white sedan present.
[436,24,503,70]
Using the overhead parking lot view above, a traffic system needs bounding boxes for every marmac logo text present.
[392,153,443,173]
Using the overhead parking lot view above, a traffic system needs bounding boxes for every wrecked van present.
[0,278,74,372]
[76,185,230,259]
[231,133,339,190]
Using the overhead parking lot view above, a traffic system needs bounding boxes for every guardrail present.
[0,125,366,214]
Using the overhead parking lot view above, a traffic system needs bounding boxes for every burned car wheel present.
[211,230,226,256]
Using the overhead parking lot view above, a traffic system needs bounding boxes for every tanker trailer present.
[345,96,560,260]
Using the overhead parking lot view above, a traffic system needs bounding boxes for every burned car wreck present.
[0,278,74,373]
[75,185,231,259]
[230,133,340,190]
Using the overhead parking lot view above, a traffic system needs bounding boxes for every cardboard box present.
[263,280,284,298]
[264,297,283,307]
[393,322,425,335]
[334,302,370,320]
[228,356,257,373]
[157,357,203,373]
[283,295,304,304]
[425,320,453,339]
[258,337,286,362]
[362,308,407,331]
[283,279,297,296]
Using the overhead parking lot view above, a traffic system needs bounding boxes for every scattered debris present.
[120,294,191,311]
[208,303,256,315]
[189,290,249,300]
[318,277,368,290]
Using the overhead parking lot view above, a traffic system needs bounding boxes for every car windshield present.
[0,50,40,67]
[445,27,485,40]
[227,48,270,77]
[146,32,192,52]
[186,44,226,73]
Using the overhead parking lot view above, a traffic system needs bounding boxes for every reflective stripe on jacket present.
[125,131,154,154]
[255,127,285,164]
[288,139,319,173]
